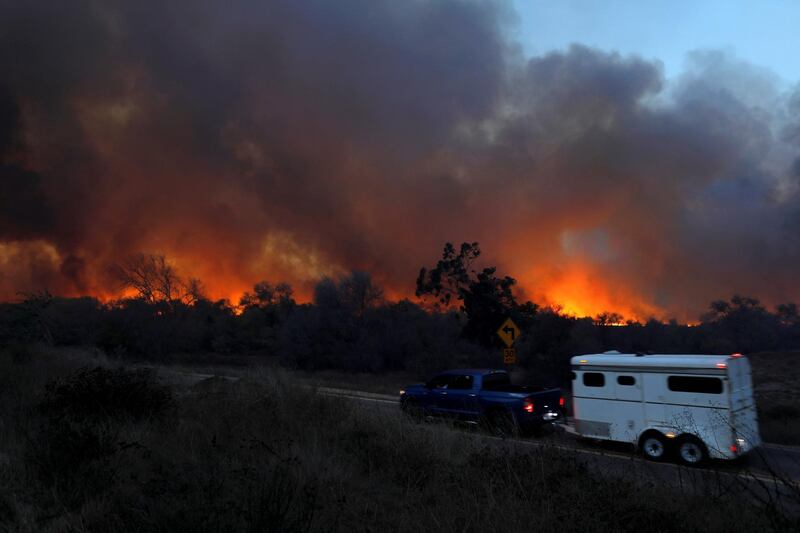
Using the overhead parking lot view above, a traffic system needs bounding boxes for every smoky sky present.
[1,0,799,320]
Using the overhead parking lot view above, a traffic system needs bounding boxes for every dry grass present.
[0,346,798,532]
[9,345,800,444]
[281,350,800,446]
[749,351,800,445]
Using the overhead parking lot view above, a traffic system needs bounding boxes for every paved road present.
[153,368,800,502]
[314,385,800,487]
[315,385,800,515]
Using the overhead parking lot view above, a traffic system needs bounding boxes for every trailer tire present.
[639,431,668,461]
[676,436,707,466]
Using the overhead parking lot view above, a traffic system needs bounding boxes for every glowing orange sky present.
[1,1,799,323]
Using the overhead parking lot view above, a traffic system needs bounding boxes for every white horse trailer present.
[569,352,761,465]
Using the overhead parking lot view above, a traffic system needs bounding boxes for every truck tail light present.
[523,398,534,413]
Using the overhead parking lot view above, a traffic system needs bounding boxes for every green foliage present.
[416,242,537,346]
[416,242,482,308]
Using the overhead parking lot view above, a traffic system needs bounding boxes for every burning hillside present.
[1,1,799,321]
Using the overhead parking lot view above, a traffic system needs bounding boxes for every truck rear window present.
[583,372,605,387]
[667,376,722,394]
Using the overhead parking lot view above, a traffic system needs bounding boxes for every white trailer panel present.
[570,353,760,463]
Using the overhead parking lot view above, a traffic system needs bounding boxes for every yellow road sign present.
[497,317,521,347]
[503,347,516,365]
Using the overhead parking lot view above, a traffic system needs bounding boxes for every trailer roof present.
[570,352,743,369]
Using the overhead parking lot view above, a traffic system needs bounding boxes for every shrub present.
[24,416,121,506]
[4,365,798,531]
[37,366,172,421]
[5,340,37,364]
[22,367,172,509]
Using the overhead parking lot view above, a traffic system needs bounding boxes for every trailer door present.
[643,373,670,427]
[611,373,644,441]
[728,359,761,448]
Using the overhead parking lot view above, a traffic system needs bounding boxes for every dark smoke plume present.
[1,0,799,321]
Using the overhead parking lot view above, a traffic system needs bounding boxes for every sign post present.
[497,317,521,367]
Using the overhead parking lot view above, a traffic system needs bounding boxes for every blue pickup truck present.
[400,369,563,436]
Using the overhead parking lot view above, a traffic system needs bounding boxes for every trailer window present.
[617,375,635,386]
[667,376,722,394]
[583,372,605,387]
[450,375,474,390]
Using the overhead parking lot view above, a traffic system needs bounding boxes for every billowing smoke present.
[1,0,799,321]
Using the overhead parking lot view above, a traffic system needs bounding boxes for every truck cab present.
[400,369,563,435]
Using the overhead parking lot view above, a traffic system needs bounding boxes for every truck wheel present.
[676,436,707,466]
[640,432,668,461]
[486,410,519,439]
[401,399,423,422]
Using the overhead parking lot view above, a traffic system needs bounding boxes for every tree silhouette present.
[416,242,537,346]
[314,271,383,317]
[595,312,623,326]
[776,303,800,327]
[239,281,294,309]
[699,295,779,352]
[110,253,202,306]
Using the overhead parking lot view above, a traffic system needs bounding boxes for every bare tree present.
[182,277,207,305]
[111,253,184,303]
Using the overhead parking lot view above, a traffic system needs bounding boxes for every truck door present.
[443,374,480,418]
[425,374,453,414]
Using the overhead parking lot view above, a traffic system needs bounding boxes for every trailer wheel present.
[640,432,668,461]
[676,436,707,466]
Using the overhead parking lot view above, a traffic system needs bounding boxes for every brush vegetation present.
[3,272,800,444]
[0,348,798,532]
